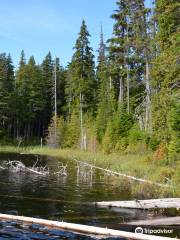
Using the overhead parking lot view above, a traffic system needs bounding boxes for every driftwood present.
[0,160,67,176]
[3,160,49,176]
[55,162,67,176]
[129,216,180,226]
[94,198,180,210]
[0,213,175,240]
[74,159,168,188]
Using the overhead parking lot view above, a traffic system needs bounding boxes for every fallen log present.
[0,213,175,240]
[129,216,180,226]
[25,167,47,176]
[94,198,180,210]
[73,158,168,188]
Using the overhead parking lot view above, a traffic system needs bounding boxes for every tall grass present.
[0,145,179,196]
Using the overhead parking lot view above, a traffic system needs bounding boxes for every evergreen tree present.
[0,53,14,139]
[96,27,116,142]
[41,52,54,133]
[67,20,96,113]
[55,58,66,116]
[65,20,96,149]
[151,0,180,144]
[108,0,151,122]
[27,56,46,138]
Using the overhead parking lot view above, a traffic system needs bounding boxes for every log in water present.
[95,198,180,209]
[0,213,175,240]
[129,216,180,226]
[73,158,168,188]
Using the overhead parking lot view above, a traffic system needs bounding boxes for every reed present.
[0,146,179,196]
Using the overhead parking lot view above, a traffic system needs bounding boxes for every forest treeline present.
[0,0,179,159]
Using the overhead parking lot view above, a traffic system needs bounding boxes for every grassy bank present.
[0,145,179,197]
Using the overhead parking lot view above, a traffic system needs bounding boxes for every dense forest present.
[0,0,179,160]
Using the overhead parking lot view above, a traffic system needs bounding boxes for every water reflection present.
[0,153,140,226]
[0,152,178,239]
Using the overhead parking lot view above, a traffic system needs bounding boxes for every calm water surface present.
[0,153,179,239]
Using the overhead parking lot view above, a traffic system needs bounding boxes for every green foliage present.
[156,0,180,50]
[172,165,180,188]
[0,53,14,138]
[108,0,151,115]
[151,0,180,147]
[102,107,134,153]
[66,20,96,114]
[168,97,180,133]
[46,116,66,148]
[63,112,80,148]
[96,28,116,143]
[0,0,179,167]
[128,124,147,144]
[148,136,160,151]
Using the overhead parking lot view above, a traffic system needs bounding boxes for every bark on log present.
[95,198,180,210]
[0,213,175,240]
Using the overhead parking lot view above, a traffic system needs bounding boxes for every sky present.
[0,0,152,68]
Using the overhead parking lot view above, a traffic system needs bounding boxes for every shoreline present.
[0,146,179,197]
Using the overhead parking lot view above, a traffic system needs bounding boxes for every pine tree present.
[27,56,46,138]
[71,20,96,111]
[96,26,116,142]
[41,52,54,133]
[66,20,96,149]
[108,0,151,122]
[0,53,14,139]
[151,0,180,144]
[54,58,66,116]
[108,0,128,106]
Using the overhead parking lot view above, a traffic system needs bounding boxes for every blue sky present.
[0,0,152,67]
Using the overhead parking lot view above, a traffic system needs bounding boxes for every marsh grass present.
[0,145,179,196]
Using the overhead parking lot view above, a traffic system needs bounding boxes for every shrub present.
[125,143,147,154]
[115,137,128,152]
[155,167,175,183]
[168,139,180,158]
[153,143,167,160]
[148,136,160,151]
[128,124,147,144]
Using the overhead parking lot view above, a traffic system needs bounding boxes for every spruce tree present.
[67,20,96,113]
[151,0,180,144]
[96,27,116,142]
[0,53,14,139]
[41,52,54,133]
[108,0,152,130]
[66,20,96,149]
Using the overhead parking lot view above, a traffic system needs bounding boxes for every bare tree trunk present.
[83,132,87,151]
[145,57,152,132]
[80,92,84,150]
[54,59,57,146]
[127,66,130,114]
[68,96,71,120]
[109,75,112,90]
[118,77,123,103]
[126,19,130,114]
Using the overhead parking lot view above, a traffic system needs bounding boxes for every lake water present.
[0,152,179,239]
